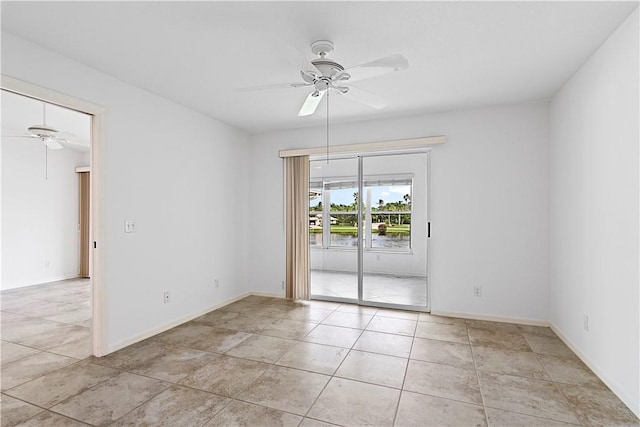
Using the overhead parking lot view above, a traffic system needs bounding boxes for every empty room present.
[0,1,638,426]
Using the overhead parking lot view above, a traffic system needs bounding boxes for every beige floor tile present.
[485,407,581,426]
[44,307,91,326]
[477,371,579,424]
[299,418,340,427]
[275,341,348,375]
[125,344,217,383]
[3,299,78,318]
[194,327,253,353]
[521,333,576,358]
[13,410,88,426]
[472,346,550,380]
[516,324,557,337]
[375,309,420,321]
[335,350,407,388]
[110,385,229,426]
[303,324,363,348]
[353,330,413,358]
[404,359,483,405]
[219,314,279,333]
[14,325,89,352]
[204,399,302,427]
[1,352,77,391]
[395,390,487,427]
[1,316,69,343]
[307,377,400,427]
[46,337,92,360]
[0,394,44,427]
[414,322,469,344]
[50,372,169,426]
[225,334,297,363]
[238,366,330,415]
[538,354,606,389]
[282,307,333,323]
[191,310,241,327]
[154,322,219,346]
[559,383,640,426]
[6,361,118,408]
[0,342,41,365]
[179,354,269,397]
[410,337,474,369]
[257,318,318,340]
[418,313,466,325]
[467,327,531,351]
[336,304,378,315]
[322,311,373,329]
[465,319,520,333]
[366,316,417,336]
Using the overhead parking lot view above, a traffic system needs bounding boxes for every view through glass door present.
[309,152,429,310]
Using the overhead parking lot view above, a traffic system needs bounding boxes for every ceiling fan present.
[4,102,77,150]
[242,40,409,116]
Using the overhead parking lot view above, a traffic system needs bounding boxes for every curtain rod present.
[279,136,445,158]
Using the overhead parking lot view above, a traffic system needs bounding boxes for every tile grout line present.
[467,323,491,427]
[390,321,416,426]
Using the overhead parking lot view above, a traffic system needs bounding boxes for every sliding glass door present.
[309,152,429,310]
[309,157,360,302]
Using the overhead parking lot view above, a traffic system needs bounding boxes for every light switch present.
[124,219,136,233]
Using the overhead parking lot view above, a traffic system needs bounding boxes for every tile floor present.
[2,284,639,426]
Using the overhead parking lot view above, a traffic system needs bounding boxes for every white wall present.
[1,132,86,289]
[249,102,550,322]
[549,8,639,416]
[1,33,251,353]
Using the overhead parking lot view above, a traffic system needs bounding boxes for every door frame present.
[309,150,432,312]
[2,75,107,356]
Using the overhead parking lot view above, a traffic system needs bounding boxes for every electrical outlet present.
[164,291,170,304]
[124,219,136,233]
[583,315,589,332]
[214,279,219,288]
[473,286,482,297]
[281,280,285,290]
[45,260,50,268]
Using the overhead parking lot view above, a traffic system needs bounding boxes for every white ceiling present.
[1,1,637,134]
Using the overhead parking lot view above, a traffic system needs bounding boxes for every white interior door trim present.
[2,74,107,357]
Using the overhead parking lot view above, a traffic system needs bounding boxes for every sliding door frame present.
[310,150,431,312]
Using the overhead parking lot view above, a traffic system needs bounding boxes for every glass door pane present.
[360,153,428,308]
[309,157,359,302]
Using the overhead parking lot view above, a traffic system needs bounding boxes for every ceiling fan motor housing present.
[28,124,58,138]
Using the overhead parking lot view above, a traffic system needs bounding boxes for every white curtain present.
[284,155,310,300]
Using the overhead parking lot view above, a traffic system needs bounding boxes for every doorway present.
[309,151,429,311]
[1,76,105,356]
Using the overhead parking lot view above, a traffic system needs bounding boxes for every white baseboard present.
[431,309,550,327]
[104,292,251,355]
[550,323,640,419]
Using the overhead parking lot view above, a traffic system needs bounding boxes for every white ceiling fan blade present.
[237,82,311,92]
[3,134,37,139]
[344,54,409,83]
[298,90,326,117]
[339,86,387,110]
[44,139,64,150]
